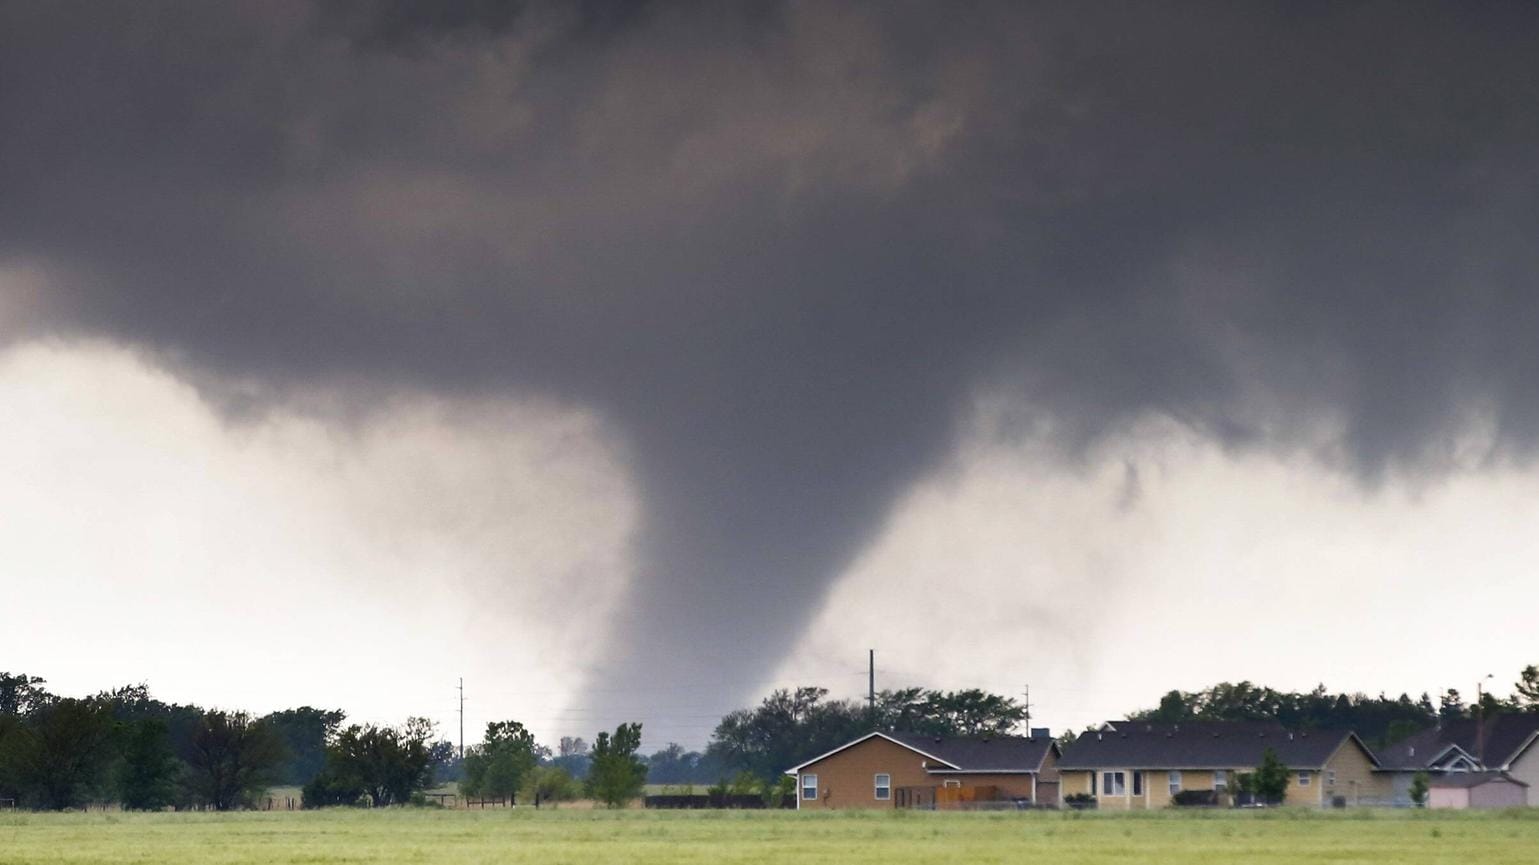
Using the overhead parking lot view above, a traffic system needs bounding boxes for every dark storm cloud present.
[4,1,1538,715]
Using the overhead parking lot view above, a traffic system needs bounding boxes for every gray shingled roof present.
[1057,721,1362,770]
[1376,716,1539,771]
[885,732,1056,772]
[1428,771,1529,789]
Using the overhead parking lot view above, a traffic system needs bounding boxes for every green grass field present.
[2,808,1537,864]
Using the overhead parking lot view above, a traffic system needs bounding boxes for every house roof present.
[886,732,1058,773]
[783,730,1057,775]
[1376,715,1539,771]
[1428,771,1529,789]
[1056,721,1368,770]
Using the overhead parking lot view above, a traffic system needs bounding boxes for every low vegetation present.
[2,808,1538,865]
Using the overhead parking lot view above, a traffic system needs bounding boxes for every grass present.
[2,808,1537,864]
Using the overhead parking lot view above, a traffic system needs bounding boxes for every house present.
[1056,721,1391,808]
[784,729,1061,810]
[1427,772,1529,809]
[1374,715,1539,806]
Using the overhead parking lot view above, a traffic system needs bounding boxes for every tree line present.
[1128,668,1539,748]
[5,665,1535,810]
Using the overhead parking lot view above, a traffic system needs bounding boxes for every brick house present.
[784,730,1061,810]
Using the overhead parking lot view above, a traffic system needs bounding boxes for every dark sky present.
[4,1,1539,725]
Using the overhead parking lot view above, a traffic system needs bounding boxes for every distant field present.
[2,808,1537,864]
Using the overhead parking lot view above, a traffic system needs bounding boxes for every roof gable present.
[783,730,1058,775]
[782,731,961,775]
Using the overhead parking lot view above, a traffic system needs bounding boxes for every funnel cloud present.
[4,1,1539,729]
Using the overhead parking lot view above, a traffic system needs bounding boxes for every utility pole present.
[458,677,465,762]
[1477,673,1493,765]
[868,649,876,720]
[1023,684,1032,732]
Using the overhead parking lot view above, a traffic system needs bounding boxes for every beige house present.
[784,730,1060,810]
[1057,721,1390,808]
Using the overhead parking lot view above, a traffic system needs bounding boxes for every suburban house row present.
[784,715,1539,810]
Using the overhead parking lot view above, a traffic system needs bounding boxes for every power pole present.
[1476,674,1493,765]
[458,677,465,762]
[1023,684,1032,732]
[868,649,876,720]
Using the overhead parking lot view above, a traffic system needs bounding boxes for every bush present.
[1064,792,1097,810]
[1171,789,1219,807]
[301,770,364,808]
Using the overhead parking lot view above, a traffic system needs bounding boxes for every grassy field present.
[2,808,1537,864]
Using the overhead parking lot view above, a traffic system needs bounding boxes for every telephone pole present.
[868,650,876,719]
[1023,684,1032,732]
[458,677,465,761]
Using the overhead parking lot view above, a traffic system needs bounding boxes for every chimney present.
[1031,727,1050,741]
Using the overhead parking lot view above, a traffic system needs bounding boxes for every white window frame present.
[1168,770,1182,795]
[1103,771,1126,796]
[943,779,962,789]
[1326,770,1336,786]
[801,773,818,800]
[874,773,891,801]
[1214,769,1228,790]
[1298,771,1311,787]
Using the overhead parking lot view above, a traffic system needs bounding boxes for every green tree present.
[1514,666,1539,712]
[1252,747,1290,805]
[7,697,117,810]
[261,707,345,786]
[523,765,581,806]
[1409,770,1430,808]
[183,710,286,811]
[461,720,539,801]
[586,723,647,808]
[324,718,435,807]
[115,719,180,810]
[300,768,365,808]
[0,673,51,717]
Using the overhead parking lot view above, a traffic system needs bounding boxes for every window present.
[1103,772,1126,796]
[1214,770,1228,790]
[874,773,891,801]
[1326,770,1336,787]
[1090,772,1097,796]
[801,774,818,800]
[1133,771,1143,796]
[1168,771,1182,795]
[943,779,962,789]
[1298,772,1311,787]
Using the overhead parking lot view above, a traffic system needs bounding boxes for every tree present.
[6,697,117,810]
[300,768,364,808]
[549,736,591,779]
[523,765,581,806]
[1439,689,1466,724]
[261,707,345,786]
[1148,690,1194,723]
[1409,770,1430,808]
[1251,747,1290,805]
[586,723,647,807]
[183,710,286,811]
[115,719,180,810]
[427,740,461,783]
[1515,666,1539,712]
[0,673,51,717]
[461,720,540,801]
[323,718,436,807]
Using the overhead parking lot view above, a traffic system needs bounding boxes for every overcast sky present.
[3,1,1538,750]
